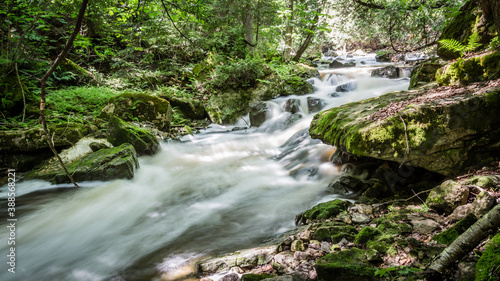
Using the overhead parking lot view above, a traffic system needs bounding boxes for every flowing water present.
[0,55,409,281]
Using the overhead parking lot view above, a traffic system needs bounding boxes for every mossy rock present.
[463,175,500,191]
[106,116,159,155]
[241,274,274,281]
[25,143,138,183]
[475,232,500,281]
[315,248,375,281]
[100,92,173,131]
[366,241,388,254]
[292,63,320,79]
[436,52,500,86]
[432,213,477,245]
[354,226,382,245]
[295,199,352,225]
[168,96,206,119]
[409,62,445,89]
[313,222,358,242]
[425,180,469,215]
[309,83,500,176]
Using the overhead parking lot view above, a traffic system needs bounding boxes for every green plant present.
[439,32,482,57]
[374,266,423,280]
[488,36,500,50]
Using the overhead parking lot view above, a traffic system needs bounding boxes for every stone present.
[249,102,272,127]
[273,251,299,274]
[470,191,496,218]
[335,82,357,92]
[221,273,241,281]
[168,96,206,119]
[371,66,400,78]
[241,274,273,281]
[436,51,500,86]
[410,218,440,234]
[262,275,293,281]
[426,180,469,215]
[329,60,356,68]
[89,141,110,152]
[291,240,306,252]
[25,143,139,183]
[100,92,173,131]
[409,61,444,89]
[375,52,391,62]
[283,113,303,128]
[197,246,276,274]
[354,226,381,245]
[312,222,357,243]
[106,116,160,156]
[328,176,370,196]
[283,99,302,114]
[295,199,352,225]
[307,97,326,113]
[309,83,500,176]
[297,230,311,241]
[314,248,375,281]
[432,213,477,245]
[351,213,371,224]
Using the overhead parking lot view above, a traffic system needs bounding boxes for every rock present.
[0,123,88,171]
[457,262,477,281]
[436,51,500,86]
[262,275,293,281]
[249,102,272,127]
[371,66,400,78]
[293,63,320,79]
[291,240,306,252]
[470,191,496,218]
[354,226,381,245]
[89,141,110,152]
[283,99,302,114]
[197,246,276,274]
[297,230,311,241]
[312,222,357,243]
[375,52,391,62]
[314,248,375,281]
[309,83,500,176]
[307,97,326,113]
[410,218,440,234]
[168,96,206,119]
[350,204,373,215]
[273,251,299,274]
[409,61,444,89]
[100,93,173,131]
[351,213,371,224]
[475,233,500,281]
[426,180,469,215]
[432,213,477,245]
[221,273,241,281]
[329,60,356,68]
[335,82,357,92]
[25,143,139,183]
[283,113,303,128]
[106,116,160,156]
[295,199,352,225]
[241,274,273,281]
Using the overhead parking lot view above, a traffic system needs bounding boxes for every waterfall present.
[0,54,409,281]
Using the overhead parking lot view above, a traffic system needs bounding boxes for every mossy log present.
[427,204,500,275]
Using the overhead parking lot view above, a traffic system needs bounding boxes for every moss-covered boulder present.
[106,116,159,155]
[0,123,88,171]
[100,93,173,131]
[309,82,500,176]
[241,274,274,281]
[315,248,375,281]
[295,199,352,225]
[168,96,206,119]
[25,143,138,183]
[437,0,497,60]
[475,232,500,281]
[354,226,382,245]
[425,180,469,215]
[409,61,445,89]
[313,222,358,242]
[436,51,500,86]
[432,213,477,245]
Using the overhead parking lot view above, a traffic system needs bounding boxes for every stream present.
[0,55,410,281]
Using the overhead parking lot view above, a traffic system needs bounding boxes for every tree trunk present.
[293,13,319,62]
[427,204,500,275]
[479,0,500,37]
[243,4,254,54]
[283,0,294,61]
[39,0,90,188]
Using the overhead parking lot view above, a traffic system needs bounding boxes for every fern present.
[439,32,482,57]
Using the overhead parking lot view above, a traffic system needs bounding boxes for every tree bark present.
[479,0,500,37]
[427,204,500,275]
[39,0,89,188]
[283,0,294,61]
[243,3,254,54]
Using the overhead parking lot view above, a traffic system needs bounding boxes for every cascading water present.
[0,54,409,281]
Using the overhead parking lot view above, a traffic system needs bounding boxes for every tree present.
[479,0,500,37]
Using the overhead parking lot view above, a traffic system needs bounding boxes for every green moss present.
[432,213,477,245]
[476,233,500,281]
[367,241,388,254]
[355,226,382,245]
[464,175,500,190]
[315,248,375,281]
[313,222,358,242]
[106,116,159,155]
[296,199,352,224]
[436,51,500,86]
[241,274,274,281]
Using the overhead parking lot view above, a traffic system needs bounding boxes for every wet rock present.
[283,99,302,114]
[329,60,356,68]
[295,199,352,225]
[426,180,469,215]
[409,61,444,89]
[221,273,241,281]
[291,240,305,252]
[283,113,303,128]
[249,102,272,127]
[25,143,139,183]
[335,81,357,92]
[376,52,391,62]
[314,248,375,281]
[100,93,173,131]
[106,116,160,156]
[306,97,326,113]
[197,246,276,274]
[328,176,370,196]
[371,66,400,78]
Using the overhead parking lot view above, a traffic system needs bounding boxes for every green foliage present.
[208,56,266,91]
[488,36,500,50]
[476,233,500,281]
[439,32,483,57]
[374,266,423,280]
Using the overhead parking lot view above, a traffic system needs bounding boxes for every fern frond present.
[438,38,466,53]
[465,32,482,52]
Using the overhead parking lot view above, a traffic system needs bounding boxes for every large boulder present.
[249,101,272,127]
[314,248,375,281]
[164,96,206,120]
[100,93,173,131]
[436,51,500,86]
[409,61,445,89]
[0,123,88,171]
[309,82,500,176]
[371,66,400,79]
[25,143,138,183]
[425,180,469,215]
[106,116,160,155]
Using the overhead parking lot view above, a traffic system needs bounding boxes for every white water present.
[0,55,409,281]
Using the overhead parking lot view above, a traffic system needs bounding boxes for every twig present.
[400,115,410,156]
[374,188,434,208]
